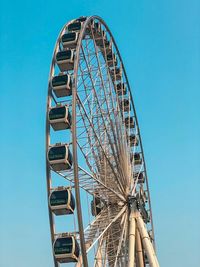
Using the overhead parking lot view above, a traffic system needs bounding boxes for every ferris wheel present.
[46,15,160,267]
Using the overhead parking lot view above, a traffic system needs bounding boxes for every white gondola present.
[92,22,102,38]
[134,172,145,184]
[110,67,122,81]
[139,187,148,203]
[106,52,117,67]
[76,17,87,22]
[133,152,142,165]
[84,19,95,36]
[62,32,79,49]
[49,187,75,215]
[125,116,135,128]
[119,98,131,112]
[142,208,150,224]
[129,134,139,146]
[136,193,150,223]
[48,143,72,171]
[100,38,112,55]
[116,82,127,95]
[49,105,71,131]
[51,74,72,98]
[91,196,103,216]
[54,235,80,263]
[56,50,75,72]
[72,17,93,36]
[95,30,106,47]
[68,21,83,32]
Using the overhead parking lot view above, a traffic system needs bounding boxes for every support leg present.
[128,210,136,267]
[136,215,159,267]
[135,228,144,267]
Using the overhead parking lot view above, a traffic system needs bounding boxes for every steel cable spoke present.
[79,44,125,195]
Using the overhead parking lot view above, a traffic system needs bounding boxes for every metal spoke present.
[84,205,126,253]
[79,44,126,194]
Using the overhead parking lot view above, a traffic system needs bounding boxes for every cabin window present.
[124,100,129,106]
[56,50,72,61]
[112,68,120,75]
[139,173,144,179]
[48,146,66,161]
[49,107,66,120]
[68,22,81,32]
[116,83,126,94]
[125,117,133,122]
[77,17,86,22]
[62,32,77,43]
[107,53,114,61]
[134,153,140,160]
[52,75,69,87]
[104,40,110,47]
[54,238,73,255]
[94,22,100,31]
[50,190,68,206]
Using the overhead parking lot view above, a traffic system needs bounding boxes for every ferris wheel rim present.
[45,17,80,267]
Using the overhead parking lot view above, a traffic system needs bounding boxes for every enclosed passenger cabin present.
[75,17,94,36]
[91,197,103,216]
[110,67,122,82]
[76,17,87,22]
[62,32,79,49]
[125,116,135,128]
[67,18,92,37]
[48,144,73,171]
[93,22,102,38]
[85,19,95,36]
[95,30,106,47]
[129,134,139,146]
[136,193,150,223]
[106,52,117,67]
[95,30,108,49]
[49,105,71,131]
[54,235,80,263]
[68,21,83,32]
[134,172,145,184]
[133,152,142,165]
[139,187,148,203]
[51,74,72,98]
[56,50,75,72]
[116,82,127,95]
[99,38,112,55]
[50,188,75,215]
[141,207,150,223]
[119,99,131,112]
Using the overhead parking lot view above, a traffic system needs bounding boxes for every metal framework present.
[46,15,159,267]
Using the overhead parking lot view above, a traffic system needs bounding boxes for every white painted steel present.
[128,211,136,267]
[136,215,159,267]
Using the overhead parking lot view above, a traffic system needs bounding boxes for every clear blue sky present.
[0,0,200,266]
